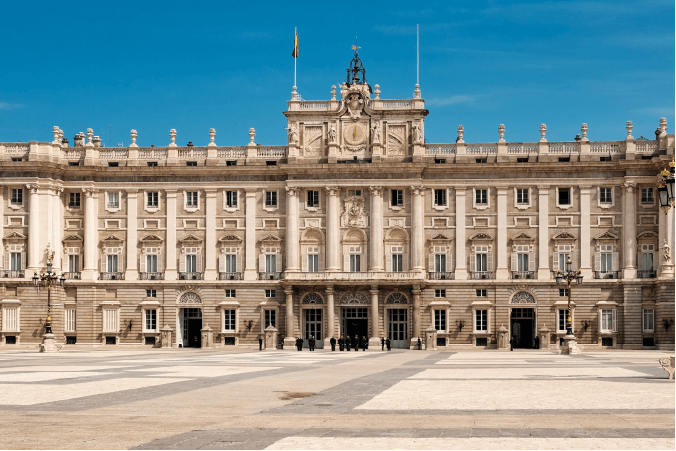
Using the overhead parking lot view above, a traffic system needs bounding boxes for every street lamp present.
[32,252,65,339]
[555,256,583,336]
[657,160,675,215]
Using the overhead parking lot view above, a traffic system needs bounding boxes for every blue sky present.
[1,0,673,147]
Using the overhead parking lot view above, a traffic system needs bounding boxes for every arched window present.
[302,293,324,304]
[386,293,408,304]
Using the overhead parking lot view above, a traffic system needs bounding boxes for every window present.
[558,188,570,205]
[65,309,76,332]
[147,192,159,208]
[69,192,81,209]
[643,309,654,332]
[475,245,488,272]
[186,192,198,208]
[265,289,275,298]
[11,188,22,205]
[434,254,446,273]
[307,246,319,272]
[147,161,158,167]
[265,254,277,273]
[601,309,617,332]
[435,310,446,331]
[348,190,361,197]
[144,248,159,273]
[224,249,237,273]
[475,189,488,205]
[265,310,276,328]
[556,245,573,272]
[107,255,118,273]
[434,189,446,206]
[475,310,488,331]
[516,189,529,205]
[265,191,277,207]
[600,188,612,204]
[391,246,404,272]
[224,310,236,330]
[558,157,570,162]
[186,161,197,166]
[559,288,568,297]
[146,289,156,298]
[107,192,119,209]
[225,289,236,298]
[226,160,237,166]
[391,189,403,207]
[68,255,79,273]
[517,157,528,163]
[600,245,613,272]
[350,254,361,272]
[225,191,238,208]
[514,245,530,272]
[11,157,23,162]
[108,162,119,167]
[641,188,654,205]
[434,289,446,298]
[641,244,655,271]
[307,190,319,207]
[145,309,157,331]
[558,309,570,332]
[185,247,199,273]
[476,289,487,297]
[599,156,611,162]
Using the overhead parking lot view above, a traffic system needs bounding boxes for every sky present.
[0,0,673,147]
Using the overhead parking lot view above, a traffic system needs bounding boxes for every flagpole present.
[294,27,297,90]
[416,24,419,86]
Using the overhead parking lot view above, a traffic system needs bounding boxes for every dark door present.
[510,308,534,349]
[187,318,202,348]
[342,308,368,345]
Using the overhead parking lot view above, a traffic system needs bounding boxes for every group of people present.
[337,335,368,351]
[295,336,316,351]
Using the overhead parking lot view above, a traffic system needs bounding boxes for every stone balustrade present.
[284,271,425,282]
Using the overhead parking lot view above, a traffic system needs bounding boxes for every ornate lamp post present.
[32,251,65,352]
[555,256,583,353]
[656,160,675,215]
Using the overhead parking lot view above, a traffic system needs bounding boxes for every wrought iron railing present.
[179,272,203,280]
[428,271,454,280]
[0,270,25,279]
[259,272,282,280]
[219,272,242,280]
[100,272,124,280]
[470,271,494,280]
[594,271,619,280]
[64,272,81,280]
[139,272,164,280]
[511,271,535,280]
[637,270,657,279]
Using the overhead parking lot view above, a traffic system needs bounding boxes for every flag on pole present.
[292,31,299,58]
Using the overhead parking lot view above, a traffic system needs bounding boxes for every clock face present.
[343,123,366,145]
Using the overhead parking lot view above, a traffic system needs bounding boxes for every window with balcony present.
[552,244,576,273]
[140,247,163,280]
[595,244,618,279]
[390,246,404,272]
[305,246,319,272]
[471,245,493,279]
[349,246,361,273]
[219,246,241,279]
[639,244,656,278]
[511,245,534,279]
[180,246,202,280]
[259,246,281,279]
[100,245,124,280]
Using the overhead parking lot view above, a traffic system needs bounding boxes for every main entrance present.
[303,308,323,348]
[178,307,202,348]
[510,307,535,349]
[342,307,368,344]
[388,308,408,348]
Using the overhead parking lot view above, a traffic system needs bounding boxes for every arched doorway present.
[510,291,537,349]
[177,291,203,348]
[302,293,324,349]
[386,293,409,348]
[339,291,369,346]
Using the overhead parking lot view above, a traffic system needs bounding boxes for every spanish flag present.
[292,30,299,58]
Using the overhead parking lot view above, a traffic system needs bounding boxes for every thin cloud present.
[0,102,23,110]
[633,107,675,118]
[426,95,475,106]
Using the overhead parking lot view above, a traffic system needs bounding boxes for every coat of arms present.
[346,93,364,120]
[341,195,368,227]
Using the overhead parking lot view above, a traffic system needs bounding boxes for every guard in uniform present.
[417,338,422,350]
[352,335,357,351]
[386,337,391,351]
[330,336,336,351]
[381,337,385,351]
[309,335,315,351]
[361,336,366,351]
[258,336,263,351]
[339,336,344,351]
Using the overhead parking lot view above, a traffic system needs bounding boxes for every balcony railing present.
[511,271,535,280]
[139,272,164,280]
[259,272,282,280]
[217,147,246,158]
[284,271,425,281]
[64,272,81,280]
[595,271,619,280]
[638,270,657,279]
[219,272,242,280]
[179,272,203,280]
[100,272,124,280]
[0,270,25,279]
[428,271,454,280]
[470,271,494,280]
[425,144,456,155]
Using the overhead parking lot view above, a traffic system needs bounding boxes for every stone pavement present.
[0,348,672,450]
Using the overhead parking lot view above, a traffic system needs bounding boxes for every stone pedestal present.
[560,333,580,355]
[328,143,338,164]
[39,333,59,353]
[265,326,278,351]
[160,325,173,348]
[200,324,214,349]
[371,143,382,163]
[538,326,551,350]
[367,337,381,351]
[498,325,509,351]
[284,336,297,351]
[425,327,437,351]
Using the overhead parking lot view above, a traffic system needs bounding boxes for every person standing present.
[309,335,315,352]
[258,336,263,351]
[534,335,540,349]
[417,338,422,350]
[386,337,391,351]
[352,335,358,351]
[361,336,366,351]
[330,336,336,351]
[381,337,385,351]
[339,335,344,351]
[510,336,514,351]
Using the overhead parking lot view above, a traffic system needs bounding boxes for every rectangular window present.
[641,246,654,271]
[350,254,361,272]
[147,192,159,207]
[265,191,277,207]
[186,192,198,207]
[265,310,276,328]
[147,161,158,167]
[225,191,238,208]
[146,289,156,298]
[186,254,197,273]
[643,309,654,332]
[145,309,157,331]
[558,309,569,332]
[265,289,275,298]
[435,310,446,331]
[600,251,612,272]
[307,190,319,207]
[601,309,616,332]
[559,252,571,271]
[558,188,570,205]
[308,254,319,272]
[391,189,403,207]
[107,192,119,208]
[434,254,446,273]
[68,254,79,273]
[225,254,237,273]
[226,160,237,166]
[265,254,277,273]
[65,309,76,332]
[391,253,403,272]
[146,254,158,273]
[107,255,118,273]
[224,310,236,330]
[559,288,568,297]
[600,188,612,204]
[476,289,487,297]
[475,310,488,331]
[476,250,488,272]
[11,188,22,205]
[434,289,446,298]
[10,252,21,271]
[434,189,446,206]
[225,289,236,298]
[186,161,197,167]
[517,253,529,272]
[69,192,81,209]
[348,190,361,197]
[641,187,654,205]
[516,188,529,205]
[475,189,488,205]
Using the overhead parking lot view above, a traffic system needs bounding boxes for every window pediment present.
[3,231,27,241]
[218,234,243,243]
[100,234,124,245]
[553,232,576,241]
[62,234,83,244]
[178,234,203,244]
[594,231,619,242]
[140,234,164,243]
[511,232,534,242]
[469,232,493,241]
[258,234,282,246]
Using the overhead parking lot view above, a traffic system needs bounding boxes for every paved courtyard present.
[0,348,673,450]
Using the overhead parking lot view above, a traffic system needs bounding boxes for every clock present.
[343,123,366,145]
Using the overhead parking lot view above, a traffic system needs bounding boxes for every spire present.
[345,41,372,93]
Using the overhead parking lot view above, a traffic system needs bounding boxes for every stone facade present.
[0,55,674,351]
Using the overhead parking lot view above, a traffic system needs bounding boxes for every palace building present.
[1,53,674,351]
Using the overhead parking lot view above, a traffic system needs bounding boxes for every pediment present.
[430,234,451,241]
[178,234,203,243]
[594,231,619,241]
[512,232,534,241]
[469,232,493,241]
[218,234,243,243]
[62,234,83,243]
[100,234,124,244]
[553,232,576,241]
[258,233,282,244]
[140,234,164,243]
[3,231,27,241]
[637,231,657,239]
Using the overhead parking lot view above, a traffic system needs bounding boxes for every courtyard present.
[0,348,672,450]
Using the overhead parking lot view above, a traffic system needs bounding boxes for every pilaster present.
[454,188,467,280]
[284,288,296,349]
[285,187,300,272]
[369,285,381,349]
[325,285,335,347]
[369,186,384,271]
[325,186,341,272]
[164,190,177,280]
[579,186,592,279]
[623,182,637,279]
[0,186,3,269]
[26,183,40,274]
[124,190,138,281]
[411,186,424,271]
[538,186,550,279]
[244,190,258,280]
[496,187,509,280]
[51,185,63,271]
[204,189,218,280]
[81,187,98,280]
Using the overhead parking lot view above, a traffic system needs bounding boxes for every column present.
[454,188,467,279]
[411,285,422,346]
[538,186,550,280]
[81,187,98,280]
[0,186,4,270]
[244,189,257,280]
[622,182,637,279]
[369,285,381,349]
[496,187,509,280]
[285,187,299,272]
[325,285,335,347]
[165,190,177,280]
[369,186,384,271]
[26,184,41,273]
[326,187,340,271]
[411,186,424,271]
[52,186,62,271]
[284,288,296,349]
[658,205,675,277]
[204,189,217,280]
[579,186,592,279]
[125,190,138,280]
